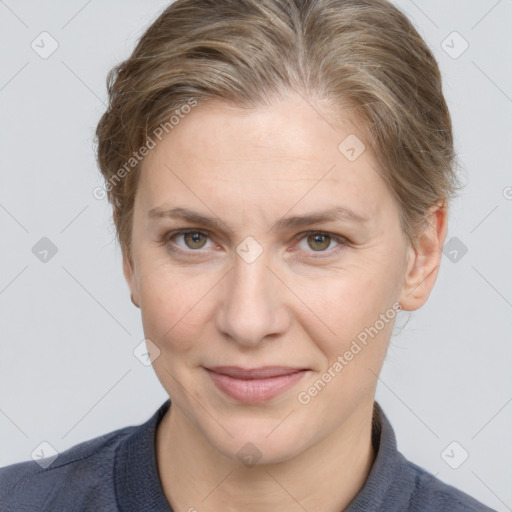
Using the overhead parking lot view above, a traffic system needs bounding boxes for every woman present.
[0,0,496,510]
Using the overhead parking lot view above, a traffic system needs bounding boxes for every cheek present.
[137,267,216,353]
[308,262,401,329]
[298,251,405,362]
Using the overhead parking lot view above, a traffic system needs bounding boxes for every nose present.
[215,250,291,347]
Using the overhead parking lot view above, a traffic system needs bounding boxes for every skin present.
[123,92,447,512]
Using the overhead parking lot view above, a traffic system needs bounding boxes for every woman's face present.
[124,93,428,464]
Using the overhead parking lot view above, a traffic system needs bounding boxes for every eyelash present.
[160,229,348,260]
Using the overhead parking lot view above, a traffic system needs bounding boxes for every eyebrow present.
[147,206,370,232]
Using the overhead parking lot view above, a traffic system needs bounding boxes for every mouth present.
[204,366,309,403]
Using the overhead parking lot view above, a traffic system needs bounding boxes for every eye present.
[294,231,346,257]
[161,229,347,259]
[165,229,215,252]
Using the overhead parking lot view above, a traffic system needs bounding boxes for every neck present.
[156,401,376,512]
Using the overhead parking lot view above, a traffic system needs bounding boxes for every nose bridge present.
[216,248,288,346]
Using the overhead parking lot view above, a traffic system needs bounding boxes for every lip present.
[205,366,308,403]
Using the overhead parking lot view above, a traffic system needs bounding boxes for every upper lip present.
[206,366,307,379]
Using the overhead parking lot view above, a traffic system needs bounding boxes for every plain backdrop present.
[1,1,511,510]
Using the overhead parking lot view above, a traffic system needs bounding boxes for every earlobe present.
[399,202,448,311]
[122,251,141,309]
[130,294,140,309]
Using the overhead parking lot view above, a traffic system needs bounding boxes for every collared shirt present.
[0,399,495,511]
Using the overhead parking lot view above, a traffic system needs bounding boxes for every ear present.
[399,202,448,311]
[123,250,141,309]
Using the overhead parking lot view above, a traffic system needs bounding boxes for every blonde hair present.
[95,0,459,259]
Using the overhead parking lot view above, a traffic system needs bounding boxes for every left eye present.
[296,232,343,253]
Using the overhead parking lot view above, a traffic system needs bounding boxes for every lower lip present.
[206,369,307,403]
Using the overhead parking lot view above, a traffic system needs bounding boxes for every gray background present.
[1,1,511,510]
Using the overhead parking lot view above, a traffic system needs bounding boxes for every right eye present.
[165,229,215,253]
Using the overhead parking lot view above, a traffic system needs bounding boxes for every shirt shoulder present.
[0,425,135,512]
[402,457,496,511]
[346,403,496,512]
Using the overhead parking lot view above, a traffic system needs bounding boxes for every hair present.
[95,0,459,260]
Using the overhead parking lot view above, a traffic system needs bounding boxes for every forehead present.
[146,96,364,169]
[137,94,395,223]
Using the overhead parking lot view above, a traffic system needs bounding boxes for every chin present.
[207,422,311,467]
